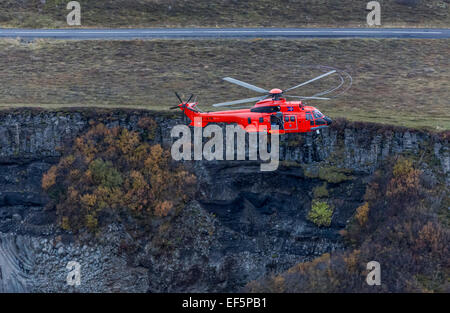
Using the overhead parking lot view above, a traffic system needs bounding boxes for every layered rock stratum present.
[0,109,448,292]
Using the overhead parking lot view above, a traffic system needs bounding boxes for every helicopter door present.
[284,115,298,131]
[270,112,284,130]
[306,112,314,126]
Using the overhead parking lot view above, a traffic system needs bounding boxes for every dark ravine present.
[0,109,448,292]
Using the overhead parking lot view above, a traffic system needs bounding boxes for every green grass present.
[1,0,449,28]
[305,166,354,183]
[313,183,329,198]
[308,200,333,227]
[0,38,448,130]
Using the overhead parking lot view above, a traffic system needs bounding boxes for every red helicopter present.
[170,70,337,134]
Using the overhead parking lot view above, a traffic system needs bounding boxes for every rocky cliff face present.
[0,109,448,292]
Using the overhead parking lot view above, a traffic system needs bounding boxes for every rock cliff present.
[0,109,448,292]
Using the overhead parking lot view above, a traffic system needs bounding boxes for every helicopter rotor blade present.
[284,70,337,93]
[174,92,183,104]
[184,94,194,106]
[171,92,194,110]
[171,92,183,110]
[212,96,268,107]
[285,95,331,100]
[223,77,269,94]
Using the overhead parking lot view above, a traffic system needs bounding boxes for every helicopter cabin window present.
[284,116,289,122]
[313,110,324,119]
[248,117,251,124]
[290,116,295,122]
[315,119,326,126]
[259,117,264,123]
[306,113,312,120]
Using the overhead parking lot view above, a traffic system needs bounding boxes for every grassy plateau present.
[0,38,448,130]
[0,0,449,28]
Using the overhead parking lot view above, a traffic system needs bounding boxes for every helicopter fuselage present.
[178,98,332,134]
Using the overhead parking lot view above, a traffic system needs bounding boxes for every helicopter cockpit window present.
[313,110,324,119]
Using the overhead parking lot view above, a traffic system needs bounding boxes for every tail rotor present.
[170,92,194,110]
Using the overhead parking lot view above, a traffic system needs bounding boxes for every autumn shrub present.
[386,158,421,205]
[247,156,449,293]
[138,116,158,141]
[42,119,196,233]
[89,159,124,188]
[247,253,346,293]
[355,202,370,227]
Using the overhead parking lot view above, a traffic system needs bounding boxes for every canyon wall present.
[0,109,448,292]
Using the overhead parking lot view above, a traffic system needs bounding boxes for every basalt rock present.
[0,109,448,292]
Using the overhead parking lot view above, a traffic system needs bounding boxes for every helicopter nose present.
[324,116,332,125]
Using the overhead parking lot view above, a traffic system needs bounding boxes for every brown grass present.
[0,38,448,130]
[0,0,449,28]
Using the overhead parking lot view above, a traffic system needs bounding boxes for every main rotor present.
[212,70,337,107]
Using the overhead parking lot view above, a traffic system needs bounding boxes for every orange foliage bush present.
[42,166,57,190]
[138,116,158,140]
[387,158,421,203]
[246,157,449,293]
[415,222,448,259]
[42,119,196,233]
[355,203,370,227]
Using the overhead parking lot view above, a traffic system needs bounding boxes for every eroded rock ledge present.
[0,109,448,292]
